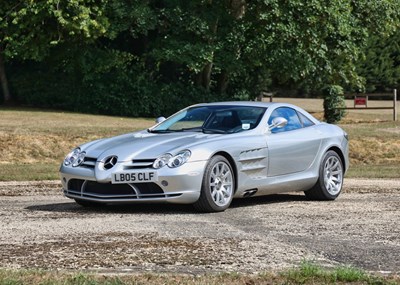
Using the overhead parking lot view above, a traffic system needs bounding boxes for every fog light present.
[161,180,168,187]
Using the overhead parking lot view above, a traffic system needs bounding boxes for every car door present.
[266,107,322,177]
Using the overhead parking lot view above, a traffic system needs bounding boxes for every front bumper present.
[59,160,207,204]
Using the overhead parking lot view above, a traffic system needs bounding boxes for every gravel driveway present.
[0,179,399,274]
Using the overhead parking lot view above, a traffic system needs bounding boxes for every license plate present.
[111,171,158,184]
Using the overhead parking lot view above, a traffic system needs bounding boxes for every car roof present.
[190,101,320,124]
[191,101,296,109]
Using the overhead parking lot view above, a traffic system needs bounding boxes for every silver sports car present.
[60,102,349,212]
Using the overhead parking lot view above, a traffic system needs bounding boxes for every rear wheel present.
[193,155,235,212]
[305,150,344,200]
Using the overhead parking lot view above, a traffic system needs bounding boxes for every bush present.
[6,44,235,117]
[7,58,223,117]
[323,85,346,123]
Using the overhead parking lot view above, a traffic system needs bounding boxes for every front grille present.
[124,159,155,170]
[77,157,156,170]
[67,179,166,200]
[68,179,85,191]
[81,157,97,169]
[134,183,164,194]
[85,181,133,195]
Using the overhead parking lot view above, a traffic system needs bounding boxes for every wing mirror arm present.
[155,116,166,124]
[268,117,288,132]
[148,116,166,133]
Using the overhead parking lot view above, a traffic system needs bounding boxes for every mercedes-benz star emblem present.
[103,156,118,170]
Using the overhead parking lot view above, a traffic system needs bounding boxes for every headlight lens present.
[153,150,191,169]
[63,147,86,167]
[168,150,191,168]
[153,153,173,169]
[344,131,349,141]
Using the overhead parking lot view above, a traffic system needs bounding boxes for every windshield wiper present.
[147,129,174,133]
[201,128,228,134]
[149,127,205,133]
[178,127,203,132]
[149,127,225,134]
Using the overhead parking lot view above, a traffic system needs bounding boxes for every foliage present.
[1,0,400,113]
[0,0,110,104]
[283,261,383,284]
[8,43,219,117]
[356,30,400,92]
[323,85,346,123]
[0,0,109,60]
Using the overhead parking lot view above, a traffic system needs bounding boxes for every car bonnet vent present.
[124,159,155,170]
[81,157,96,168]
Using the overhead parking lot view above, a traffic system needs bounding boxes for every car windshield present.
[150,105,266,134]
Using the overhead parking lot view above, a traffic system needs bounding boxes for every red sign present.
[354,97,367,106]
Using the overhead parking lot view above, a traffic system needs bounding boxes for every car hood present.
[81,130,217,161]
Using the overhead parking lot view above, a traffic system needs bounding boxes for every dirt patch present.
[349,138,400,165]
[0,180,60,196]
[0,179,399,274]
[0,132,94,164]
[383,127,400,134]
[1,233,245,272]
[344,178,400,193]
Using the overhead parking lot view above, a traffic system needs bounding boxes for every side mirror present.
[269,117,287,131]
[155,116,166,124]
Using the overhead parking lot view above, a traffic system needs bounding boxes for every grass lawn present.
[0,108,153,181]
[0,100,399,181]
[0,262,399,285]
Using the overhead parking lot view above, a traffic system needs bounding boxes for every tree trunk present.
[230,0,246,19]
[197,9,219,91]
[0,50,12,104]
[217,70,229,94]
[202,62,213,91]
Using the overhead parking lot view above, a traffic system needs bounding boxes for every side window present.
[298,112,315,128]
[236,108,265,129]
[268,107,303,133]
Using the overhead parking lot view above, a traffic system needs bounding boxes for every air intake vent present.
[124,159,155,170]
[81,157,96,169]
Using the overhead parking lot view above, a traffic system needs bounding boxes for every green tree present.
[356,30,400,92]
[0,0,109,103]
[148,0,400,102]
[2,0,400,120]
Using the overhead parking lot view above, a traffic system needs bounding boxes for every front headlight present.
[153,153,173,169]
[153,150,191,169]
[344,131,349,141]
[63,147,86,167]
[168,150,191,168]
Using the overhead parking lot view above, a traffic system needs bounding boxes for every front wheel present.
[193,155,235,212]
[305,150,344,200]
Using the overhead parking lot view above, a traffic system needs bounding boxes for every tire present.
[305,150,344,200]
[193,155,235,212]
[74,199,101,208]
